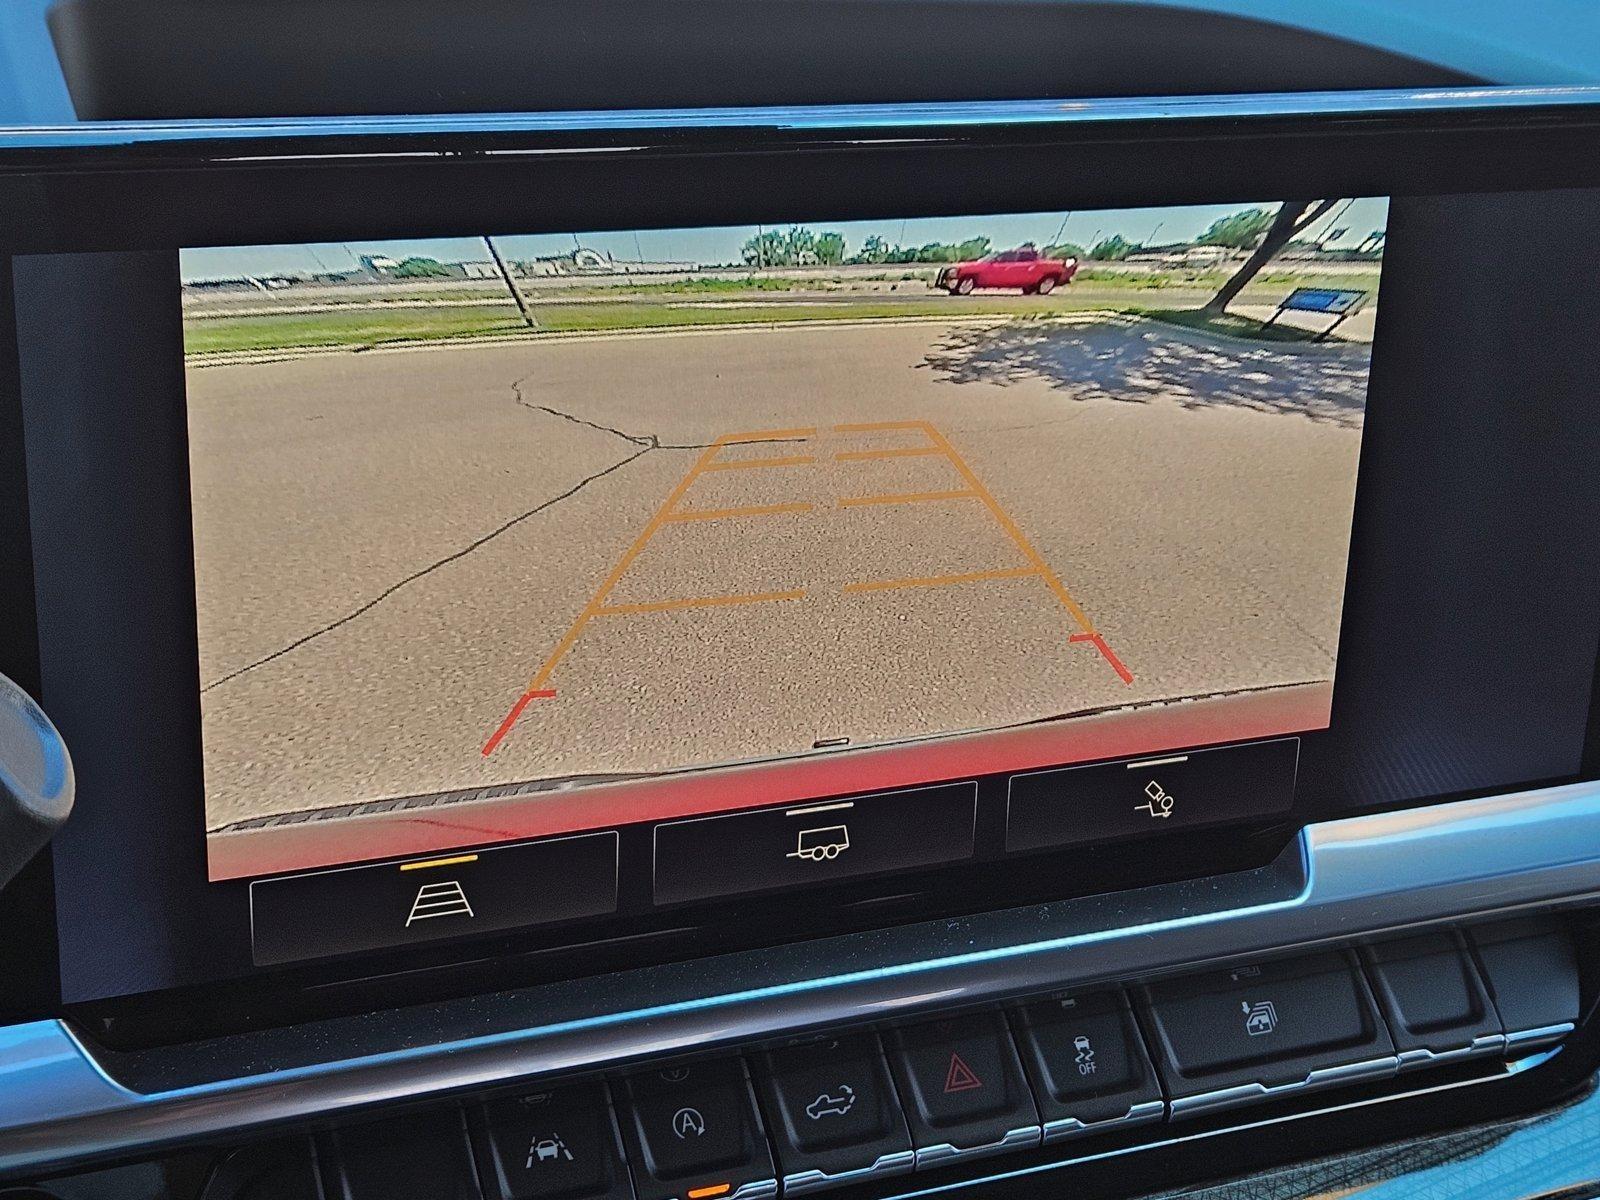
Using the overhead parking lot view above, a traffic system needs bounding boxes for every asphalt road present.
[187,314,1370,831]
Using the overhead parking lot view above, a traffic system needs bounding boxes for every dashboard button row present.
[276,921,1578,1200]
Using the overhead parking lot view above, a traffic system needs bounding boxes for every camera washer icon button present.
[1142,950,1381,1087]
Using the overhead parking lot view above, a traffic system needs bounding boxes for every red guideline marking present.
[481,689,557,756]
[1070,631,1134,685]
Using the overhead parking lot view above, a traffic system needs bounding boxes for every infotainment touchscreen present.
[182,198,1386,898]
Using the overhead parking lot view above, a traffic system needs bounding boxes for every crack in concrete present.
[201,444,649,693]
[202,394,661,692]
[203,380,810,693]
[509,375,786,452]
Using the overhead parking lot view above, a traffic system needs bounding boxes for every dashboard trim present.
[878,1067,1598,1200]
[0,85,1597,153]
[1,780,1599,1176]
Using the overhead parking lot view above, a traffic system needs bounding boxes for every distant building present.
[514,249,698,277]
[1125,244,1233,266]
[358,254,401,277]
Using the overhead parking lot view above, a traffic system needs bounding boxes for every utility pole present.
[483,236,536,330]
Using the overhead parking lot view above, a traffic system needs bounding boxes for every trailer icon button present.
[789,824,851,862]
[652,782,977,905]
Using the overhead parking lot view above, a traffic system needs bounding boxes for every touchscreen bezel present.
[5,93,1600,1041]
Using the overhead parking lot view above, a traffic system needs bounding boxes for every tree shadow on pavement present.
[920,318,1370,429]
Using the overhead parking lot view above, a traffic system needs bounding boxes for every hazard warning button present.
[886,1013,1042,1166]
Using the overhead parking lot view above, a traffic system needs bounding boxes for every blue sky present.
[179,197,1387,281]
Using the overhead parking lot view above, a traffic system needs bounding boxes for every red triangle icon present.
[943,1051,983,1093]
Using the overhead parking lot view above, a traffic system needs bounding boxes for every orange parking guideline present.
[483,426,818,755]
[834,447,944,462]
[718,426,817,441]
[668,502,813,523]
[703,454,815,471]
[914,420,1101,636]
[597,589,806,616]
[843,566,1039,594]
[838,489,977,508]
[483,415,1131,758]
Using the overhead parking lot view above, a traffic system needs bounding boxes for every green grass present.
[184,273,1378,356]
[187,296,1113,355]
[183,306,534,354]
[603,275,815,295]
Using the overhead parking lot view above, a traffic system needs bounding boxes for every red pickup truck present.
[936,245,1078,295]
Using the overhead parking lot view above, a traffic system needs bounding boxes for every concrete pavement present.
[186,314,1369,834]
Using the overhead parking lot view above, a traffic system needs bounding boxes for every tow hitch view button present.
[652,782,975,905]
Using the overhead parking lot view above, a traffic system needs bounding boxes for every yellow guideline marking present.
[703,455,815,471]
[510,424,818,699]
[838,489,977,508]
[667,502,813,523]
[843,566,1038,594]
[834,447,944,462]
[833,420,929,433]
[399,854,480,872]
[515,441,725,692]
[715,426,816,443]
[598,589,806,615]
[917,420,1099,634]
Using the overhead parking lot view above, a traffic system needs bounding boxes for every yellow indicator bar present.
[688,1186,733,1199]
[399,854,480,872]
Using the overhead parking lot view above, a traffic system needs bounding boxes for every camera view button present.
[249,830,619,966]
[1005,736,1299,854]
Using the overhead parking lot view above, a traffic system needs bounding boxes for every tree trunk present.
[1202,199,1337,315]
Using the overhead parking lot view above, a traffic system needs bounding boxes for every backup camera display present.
[183,198,1385,881]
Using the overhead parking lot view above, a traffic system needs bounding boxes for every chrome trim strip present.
[1041,1098,1166,1144]
[783,1149,916,1195]
[2,781,1599,1176]
[1166,1055,1399,1119]
[912,1126,1042,1169]
[1506,1022,1578,1051]
[879,1065,1590,1200]
[0,86,1597,151]
[1395,1033,1508,1071]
